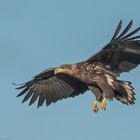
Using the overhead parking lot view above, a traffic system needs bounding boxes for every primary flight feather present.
[16,20,140,112]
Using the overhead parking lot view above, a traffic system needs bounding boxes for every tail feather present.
[114,80,136,105]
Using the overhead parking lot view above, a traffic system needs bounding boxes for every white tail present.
[114,81,136,105]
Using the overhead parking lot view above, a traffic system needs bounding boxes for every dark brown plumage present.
[16,20,140,112]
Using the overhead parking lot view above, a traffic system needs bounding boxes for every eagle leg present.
[101,97,106,110]
[92,99,99,113]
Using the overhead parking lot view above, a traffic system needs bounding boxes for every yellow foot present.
[92,100,99,113]
[101,97,106,110]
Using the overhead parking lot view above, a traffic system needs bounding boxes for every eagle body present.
[16,20,140,112]
[55,62,134,103]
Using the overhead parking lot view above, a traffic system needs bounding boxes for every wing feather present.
[122,27,140,40]
[87,20,140,74]
[17,87,29,97]
[111,20,122,41]
[16,68,88,108]
[29,91,39,106]
[116,20,133,40]
[22,90,33,103]
[38,95,45,108]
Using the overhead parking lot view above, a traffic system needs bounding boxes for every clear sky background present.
[0,0,140,140]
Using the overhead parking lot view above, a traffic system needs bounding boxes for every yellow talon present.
[101,97,106,110]
[92,100,99,113]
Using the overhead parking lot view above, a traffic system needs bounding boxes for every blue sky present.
[0,0,140,140]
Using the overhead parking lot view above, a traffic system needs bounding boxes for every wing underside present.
[16,69,88,108]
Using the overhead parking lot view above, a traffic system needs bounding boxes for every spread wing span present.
[87,20,140,74]
[16,68,88,108]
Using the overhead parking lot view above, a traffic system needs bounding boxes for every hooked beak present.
[54,68,65,75]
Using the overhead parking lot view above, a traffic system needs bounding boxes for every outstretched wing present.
[16,68,88,108]
[87,20,140,74]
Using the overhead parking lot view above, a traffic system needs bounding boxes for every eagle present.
[16,20,140,112]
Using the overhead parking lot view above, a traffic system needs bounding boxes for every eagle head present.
[55,64,78,75]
